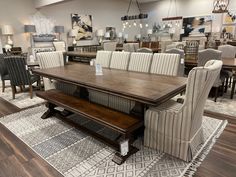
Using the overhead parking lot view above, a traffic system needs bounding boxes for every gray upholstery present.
[150,53,180,76]
[103,42,117,51]
[218,45,236,58]
[123,43,135,52]
[144,60,223,162]
[165,48,185,76]
[0,53,9,92]
[4,56,40,99]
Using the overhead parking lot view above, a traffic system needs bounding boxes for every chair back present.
[4,56,31,86]
[218,44,236,58]
[133,43,140,52]
[165,48,185,76]
[128,53,152,72]
[37,51,64,69]
[141,41,150,48]
[123,43,135,52]
[110,51,130,70]
[136,48,153,53]
[185,40,199,60]
[103,42,117,51]
[0,54,8,79]
[53,41,66,52]
[184,60,222,137]
[95,51,112,68]
[150,53,180,76]
[198,49,222,67]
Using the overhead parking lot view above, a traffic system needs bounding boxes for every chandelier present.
[121,0,148,22]
[212,0,229,13]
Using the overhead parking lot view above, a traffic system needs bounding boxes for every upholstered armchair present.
[128,53,153,72]
[4,56,41,99]
[53,41,66,52]
[150,53,180,76]
[123,43,135,52]
[103,42,117,51]
[144,60,222,162]
[0,54,9,92]
[37,51,77,95]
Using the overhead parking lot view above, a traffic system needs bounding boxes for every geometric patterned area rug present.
[0,85,45,109]
[0,105,227,177]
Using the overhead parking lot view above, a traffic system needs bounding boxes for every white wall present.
[34,0,66,8]
[141,0,236,35]
[38,0,141,45]
[0,0,36,52]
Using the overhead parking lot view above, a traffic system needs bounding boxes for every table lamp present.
[24,25,36,47]
[97,29,104,43]
[55,25,64,41]
[69,29,78,46]
[2,25,14,46]
[104,32,110,40]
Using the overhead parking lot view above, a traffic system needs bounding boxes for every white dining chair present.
[128,53,153,73]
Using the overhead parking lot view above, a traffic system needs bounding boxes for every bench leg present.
[41,102,56,119]
[112,134,139,165]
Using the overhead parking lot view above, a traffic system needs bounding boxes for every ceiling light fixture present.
[212,0,229,13]
[121,0,148,22]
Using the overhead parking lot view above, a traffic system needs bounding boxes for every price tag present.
[120,139,129,156]
[181,58,184,64]
[25,65,29,70]
[95,63,103,75]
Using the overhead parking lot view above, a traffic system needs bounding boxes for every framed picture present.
[71,14,93,40]
[222,25,235,39]
[223,10,236,25]
[182,15,212,37]
[106,27,116,40]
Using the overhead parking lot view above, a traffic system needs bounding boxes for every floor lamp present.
[24,25,36,48]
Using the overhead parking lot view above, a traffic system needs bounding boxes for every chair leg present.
[29,85,33,99]
[20,85,23,92]
[2,80,5,92]
[230,79,236,99]
[214,87,219,102]
[11,85,16,99]
[224,77,228,93]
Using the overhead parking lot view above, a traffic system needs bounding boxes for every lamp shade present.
[105,32,110,38]
[97,29,104,36]
[124,34,128,39]
[24,25,36,33]
[69,29,77,37]
[117,32,123,38]
[2,25,13,35]
[55,26,64,33]
[147,29,153,35]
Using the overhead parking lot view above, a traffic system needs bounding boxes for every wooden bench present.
[36,89,143,165]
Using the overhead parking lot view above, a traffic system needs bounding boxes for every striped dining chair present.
[144,60,223,162]
[109,51,130,70]
[150,53,180,76]
[128,53,153,73]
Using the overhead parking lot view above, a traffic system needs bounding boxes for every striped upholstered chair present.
[144,60,222,162]
[128,53,153,73]
[0,53,9,92]
[150,53,180,76]
[37,51,77,95]
[88,51,112,106]
[110,51,130,70]
[165,48,185,76]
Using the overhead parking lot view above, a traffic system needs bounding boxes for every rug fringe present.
[183,120,228,177]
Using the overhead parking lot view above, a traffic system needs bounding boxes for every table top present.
[33,63,187,106]
[65,51,97,58]
[185,58,236,69]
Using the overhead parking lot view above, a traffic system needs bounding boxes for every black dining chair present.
[0,53,10,92]
[4,56,41,99]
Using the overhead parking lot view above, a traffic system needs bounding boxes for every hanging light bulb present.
[126,21,128,25]
[133,21,137,26]
[140,23,143,28]
[145,23,149,27]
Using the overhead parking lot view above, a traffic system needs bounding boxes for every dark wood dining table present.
[33,63,187,106]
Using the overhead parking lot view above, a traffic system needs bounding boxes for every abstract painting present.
[223,10,236,25]
[71,14,93,40]
[182,15,212,37]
